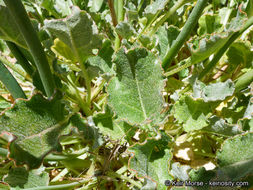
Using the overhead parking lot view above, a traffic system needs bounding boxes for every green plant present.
[0,0,252,189]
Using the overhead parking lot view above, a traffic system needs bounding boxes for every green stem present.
[162,0,207,70]
[150,0,189,36]
[165,16,253,78]
[234,69,253,92]
[114,36,121,50]
[199,16,253,80]
[91,79,106,101]
[165,57,192,76]
[108,171,142,189]
[3,0,55,97]
[6,41,34,77]
[25,179,90,190]
[0,147,83,161]
[66,76,91,116]
[117,0,124,22]
[0,55,32,82]
[79,63,91,109]
[114,0,124,50]
[0,60,26,99]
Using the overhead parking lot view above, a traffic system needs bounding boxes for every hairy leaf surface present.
[107,48,164,125]
[128,132,173,190]
[44,6,102,63]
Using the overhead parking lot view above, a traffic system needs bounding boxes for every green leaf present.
[41,0,73,18]
[189,158,253,190]
[193,79,235,102]
[173,95,215,132]
[91,0,104,12]
[51,38,78,63]
[93,106,136,141]
[187,13,248,64]
[115,22,136,40]
[170,162,191,181]
[87,39,114,77]
[201,116,241,136]
[217,133,253,167]
[68,113,104,150]
[226,41,253,70]
[4,167,49,189]
[107,48,164,125]
[0,5,27,49]
[0,93,69,169]
[144,0,168,22]
[244,96,253,119]
[197,14,223,35]
[44,6,102,63]
[0,39,8,53]
[128,131,173,190]
[156,24,180,60]
[0,95,11,112]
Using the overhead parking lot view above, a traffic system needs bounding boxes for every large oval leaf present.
[107,48,164,125]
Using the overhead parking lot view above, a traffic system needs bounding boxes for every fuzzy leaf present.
[107,48,164,125]
[41,0,73,18]
[226,41,253,70]
[0,6,27,49]
[144,0,168,21]
[4,167,49,189]
[193,79,235,102]
[0,95,11,112]
[197,14,223,35]
[51,38,78,63]
[170,162,191,181]
[128,132,173,190]
[187,13,248,64]
[115,22,136,40]
[0,93,69,169]
[93,106,135,141]
[156,25,180,59]
[69,113,104,150]
[87,39,114,77]
[173,95,215,132]
[201,116,241,136]
[217,133,253,167]
[44,6,102,63]
[189,158,253,190]
[91,0,104,12]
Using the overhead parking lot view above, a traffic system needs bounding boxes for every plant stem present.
[150,0,189,36]
[66,76,91,116]
[108,0,118,27]
[3,0,55,97]
[0,60,26,99]
[116,0,124,50]
[108,171,142,189]
[117,0,124,22]
[162,0,207,70]
[234,69,253,92]
[79,63,92,109]
[165,16,253,77]
[0,55,32,82]
[24,179,91,190]
[0,147,84,161]
[91,79,106,101]
[199,16,253,80]
[6,41,34,77]
[165,57,192,76]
